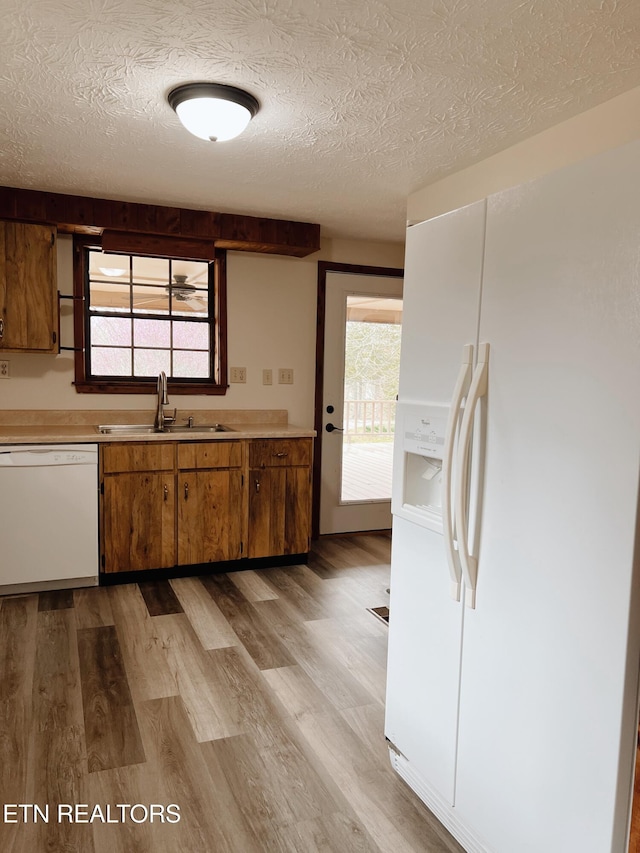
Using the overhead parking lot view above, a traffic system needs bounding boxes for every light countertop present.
[0,410,315,445]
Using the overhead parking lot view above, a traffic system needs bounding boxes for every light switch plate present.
[262,369,273,385]
[278,368,294,385]
[0,360,9,378]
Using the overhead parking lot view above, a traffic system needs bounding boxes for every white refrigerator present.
[385,138,640,853]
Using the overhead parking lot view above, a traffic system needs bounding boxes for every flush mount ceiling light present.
[167,82,260,142]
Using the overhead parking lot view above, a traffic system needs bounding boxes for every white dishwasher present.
[0,444,99,594]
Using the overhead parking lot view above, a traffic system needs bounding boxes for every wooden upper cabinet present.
[0,221,58,352]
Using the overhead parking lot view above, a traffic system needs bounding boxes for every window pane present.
[90,347,132,376]
[89,280,131,312]
[134,349,171,377]
[172,320,209,350]
[133,255,169,285]
[89,251,129,281]
[132,285,170,315]
[173,350,210,378]
[173,260,209,283]
[169,284,208,316]
[90,316,131,346]
[134,318,171,348]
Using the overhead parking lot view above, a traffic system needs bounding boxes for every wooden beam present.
[0,186,321,258]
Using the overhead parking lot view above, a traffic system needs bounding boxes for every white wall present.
[408,83,640,224]
[0,235,404,427]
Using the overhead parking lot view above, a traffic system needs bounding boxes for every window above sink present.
[72,235,228,396]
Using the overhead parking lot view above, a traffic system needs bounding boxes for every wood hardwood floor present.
[0,534,464,853]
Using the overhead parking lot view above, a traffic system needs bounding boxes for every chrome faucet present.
[154,371,176,431]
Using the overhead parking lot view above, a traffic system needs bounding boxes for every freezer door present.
[398,200,486,404]
[454,139,640,852]
[386,198,487,806]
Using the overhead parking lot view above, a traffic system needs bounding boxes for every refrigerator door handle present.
[442,343,474,601]
[455,342,489,609]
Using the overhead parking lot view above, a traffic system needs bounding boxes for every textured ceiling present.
[1,0,640,242]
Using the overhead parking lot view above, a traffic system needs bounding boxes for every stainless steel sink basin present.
[97,423,234,435]
[97,425,156,435]
[166,424,234,433]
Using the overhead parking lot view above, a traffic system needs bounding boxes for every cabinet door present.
[178,470,243,565]
[102,472,175,572]
[0,222,58,352]
[249,466,311,558]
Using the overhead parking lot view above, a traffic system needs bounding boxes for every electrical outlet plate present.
[230,367,246,383]
[0,360,9,378]
[278,368,294,384]
[262,369,273,385]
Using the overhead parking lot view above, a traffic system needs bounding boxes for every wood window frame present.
[72,234,228,395]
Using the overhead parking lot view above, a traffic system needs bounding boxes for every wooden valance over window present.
[101,230,216,262]
[0,186,321,257]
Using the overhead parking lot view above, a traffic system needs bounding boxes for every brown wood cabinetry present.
[249,438,312,558]
[100,437,312,575]
[101,440,246,574]
[177,441,244,565]
[101,443,175,573]
[0,221,58,352]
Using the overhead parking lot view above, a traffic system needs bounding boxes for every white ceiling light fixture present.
[168,82,260,143]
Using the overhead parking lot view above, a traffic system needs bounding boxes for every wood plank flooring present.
[0,534,464,853]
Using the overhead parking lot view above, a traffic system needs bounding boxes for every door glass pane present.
[341,295,402,503]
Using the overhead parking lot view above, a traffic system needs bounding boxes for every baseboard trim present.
[99,553,308,586]
[0,576,98,596]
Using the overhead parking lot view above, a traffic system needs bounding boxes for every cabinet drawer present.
[249,438,312,468]
[101,442,175,473]
[177,440,242,470]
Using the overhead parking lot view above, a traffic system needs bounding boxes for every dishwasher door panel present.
[0,445,99,590]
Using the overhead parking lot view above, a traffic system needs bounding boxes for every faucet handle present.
[164,408,177,426]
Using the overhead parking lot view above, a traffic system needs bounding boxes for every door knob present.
[325,423,344,432]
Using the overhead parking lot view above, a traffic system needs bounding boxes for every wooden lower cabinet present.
[100,437,311,575]
[102,471,175,572]
[176,440,244,565]
[248,438,312,559]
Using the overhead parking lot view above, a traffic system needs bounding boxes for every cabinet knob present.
[0,318,4,340]
[274,451,288,457]
[163,484,169,502]
[255,480,261,493]
[184,482,189,500]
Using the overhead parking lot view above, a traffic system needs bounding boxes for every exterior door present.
[319,271,403,534]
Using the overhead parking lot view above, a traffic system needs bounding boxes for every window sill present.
[73,380,229,395]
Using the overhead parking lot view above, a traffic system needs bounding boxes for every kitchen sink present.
[167,424,234,433]
[97,425,156,435]
[97,423,234,435]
